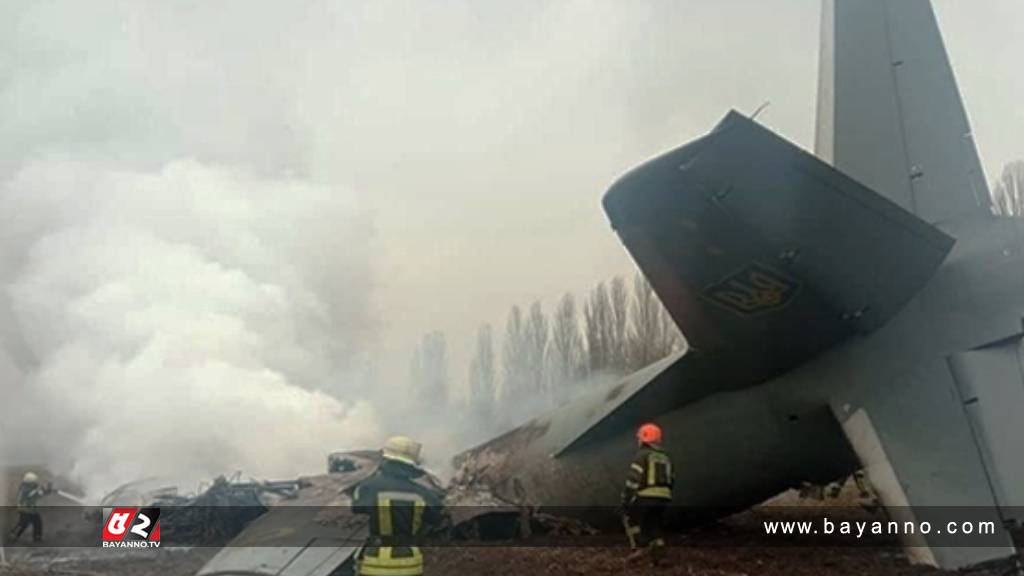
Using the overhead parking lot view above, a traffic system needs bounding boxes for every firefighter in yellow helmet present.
[621,423,674,565]
[352,437,446,576]
[7,472,52,543]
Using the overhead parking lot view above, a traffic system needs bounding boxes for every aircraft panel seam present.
[881,0,920,218]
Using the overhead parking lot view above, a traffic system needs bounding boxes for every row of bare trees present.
[406,273,682,429]
[466,273,683,424]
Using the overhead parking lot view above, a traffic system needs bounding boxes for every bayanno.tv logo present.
[101,507,161,548]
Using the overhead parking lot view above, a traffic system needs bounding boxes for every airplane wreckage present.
[190,0,1023,573]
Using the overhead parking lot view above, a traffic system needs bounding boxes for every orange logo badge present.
[704,264,798,315]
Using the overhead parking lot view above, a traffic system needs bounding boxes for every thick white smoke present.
[0,159,380,498]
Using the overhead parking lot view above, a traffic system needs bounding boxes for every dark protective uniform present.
[621,444,674,560]
[352,459,445,576]
[8,481,46,543]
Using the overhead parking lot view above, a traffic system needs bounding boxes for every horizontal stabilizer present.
[603,111,954,383]
[554,347,759,454]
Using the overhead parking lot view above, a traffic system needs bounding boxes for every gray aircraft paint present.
[456,0,1023,569]
[951,342,1024,516]
[816,0,989,224]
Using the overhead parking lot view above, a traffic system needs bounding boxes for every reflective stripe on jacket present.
[353,460,445,576]
[622,445,674,503]
[359,546,423,576]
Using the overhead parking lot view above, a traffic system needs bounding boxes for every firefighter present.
[621,423,674,565]
[7,472,50,544]
[352,437,445,576]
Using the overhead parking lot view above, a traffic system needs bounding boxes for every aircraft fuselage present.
[456,214,1024,525]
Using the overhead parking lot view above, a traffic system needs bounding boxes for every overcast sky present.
[2,0,1022,403]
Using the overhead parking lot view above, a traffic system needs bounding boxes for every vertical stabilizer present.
[816,0,989,224]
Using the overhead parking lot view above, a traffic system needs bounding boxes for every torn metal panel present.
[326,450,379,476]
[195,452,381,576]
[196,509,367,576]
[193,449,494,576]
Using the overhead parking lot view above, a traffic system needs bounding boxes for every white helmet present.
[382,436,422,466]
[23,471,39,484]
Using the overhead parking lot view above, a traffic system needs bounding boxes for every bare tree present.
[502,304,527,400]
[628,273,685,369]
[550,293,585,390]
[992,160,1024,216]
[584,282,612,374]
[468,323,496,421]
[524,301,549,396]
[584,279,633,375]
[411,331,448,407]
[609,276,629,372]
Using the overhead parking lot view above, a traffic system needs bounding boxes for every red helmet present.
[636,423,663,446]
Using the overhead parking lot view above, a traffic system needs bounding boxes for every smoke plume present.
[0,159,379,498]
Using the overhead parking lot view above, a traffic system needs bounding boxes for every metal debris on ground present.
[158,474,301,545]
[529,513,598,537]
[95,473,302,546]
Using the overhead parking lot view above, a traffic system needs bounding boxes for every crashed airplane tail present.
[540,105,952,452]
[543,0,990,465]
[457,103,956,502]
[603,109,953,385]
[457,0,1024,571]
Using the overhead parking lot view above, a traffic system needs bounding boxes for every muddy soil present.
[0,485,1016,575]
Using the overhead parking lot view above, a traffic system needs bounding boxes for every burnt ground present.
[2,510,1018,576]
[1,479,1018,576]
[0,548,216,576]
[0,539,978,576]
[0,543,942,576]
[430,545,940,576]
[428,509,1015,576]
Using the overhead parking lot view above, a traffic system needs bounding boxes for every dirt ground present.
[0,538,973,576]
[429,545,938,576]
[0,548,216,576]
[1,482,1017,575]
[2,515,1017,576]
